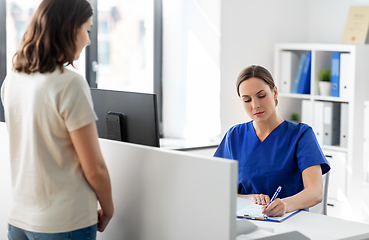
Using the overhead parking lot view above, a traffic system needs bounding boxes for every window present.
[86,0,162,129]
[1,0,221,144]
[95,0,154,94]
[1,0,161,123]
[161,0,221,142]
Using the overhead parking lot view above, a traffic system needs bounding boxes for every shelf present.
[275,42,369,223]
[279,93,311,99]
[279,93,349,103]
[273,43,369,224]
[311,95,349,103]
[321,145,348,153]
[275,43,356,53]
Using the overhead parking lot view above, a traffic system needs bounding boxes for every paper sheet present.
[237,204,300,222]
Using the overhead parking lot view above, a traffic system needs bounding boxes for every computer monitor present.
[91,88,160,147]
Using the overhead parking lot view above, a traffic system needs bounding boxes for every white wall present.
[162,0,369,139]
[307,0,369,43]
[162,0,369,138]
[220,0,309,134]
[219,0,369,135]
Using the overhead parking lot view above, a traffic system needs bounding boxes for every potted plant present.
[290,113,299,123]
[318,68,331,96]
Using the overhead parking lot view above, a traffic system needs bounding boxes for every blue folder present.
[331,53,340,97]
[298,52,311,94]
[291,53,306,94]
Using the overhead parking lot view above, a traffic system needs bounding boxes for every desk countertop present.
[237,198,369,240]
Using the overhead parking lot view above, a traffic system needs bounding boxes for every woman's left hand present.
[261,198,286,217]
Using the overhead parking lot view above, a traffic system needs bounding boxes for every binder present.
[339,53,351,100]
[323,102,341,146]
[237,204,302,223]
[297,52,311,94]
[340,103,348,148]
[313,101,324,144]
[301,99,312,125]
[291,53,307,93]
[331,53,340,97]
[280,51,299,93]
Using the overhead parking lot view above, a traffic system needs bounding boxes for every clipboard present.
[236,204,302,223]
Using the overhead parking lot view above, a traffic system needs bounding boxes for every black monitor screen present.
[91,88,160,147]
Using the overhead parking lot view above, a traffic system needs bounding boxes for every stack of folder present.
[331,52,351,99]
[280,51,311,94]
[280,51,351,99]
[301,100,345,147]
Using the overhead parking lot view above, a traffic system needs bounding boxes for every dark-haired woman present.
[1,0,113,239]
[214,65,330,217]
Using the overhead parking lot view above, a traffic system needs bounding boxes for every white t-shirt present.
[1,68,98,233]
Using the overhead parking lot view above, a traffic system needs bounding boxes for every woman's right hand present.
[238,194,270,205]
[97,208,113,232]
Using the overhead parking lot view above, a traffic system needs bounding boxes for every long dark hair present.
[12,0,93,74]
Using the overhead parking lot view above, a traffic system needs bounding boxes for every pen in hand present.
[264,186,282,216]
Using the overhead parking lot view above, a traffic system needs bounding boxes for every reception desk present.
[1,122,369,240]
[0,122,238,240]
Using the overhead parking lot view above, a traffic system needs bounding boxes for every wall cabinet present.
[274,43,369,219]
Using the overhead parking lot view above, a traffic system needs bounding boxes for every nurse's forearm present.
[281,187,322,212]
[282,164,324,212]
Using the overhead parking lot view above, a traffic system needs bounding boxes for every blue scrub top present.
[214,120,330,199]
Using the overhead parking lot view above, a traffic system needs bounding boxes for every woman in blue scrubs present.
[214,65,330,217]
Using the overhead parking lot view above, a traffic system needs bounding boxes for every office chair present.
[309,170,330,215]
